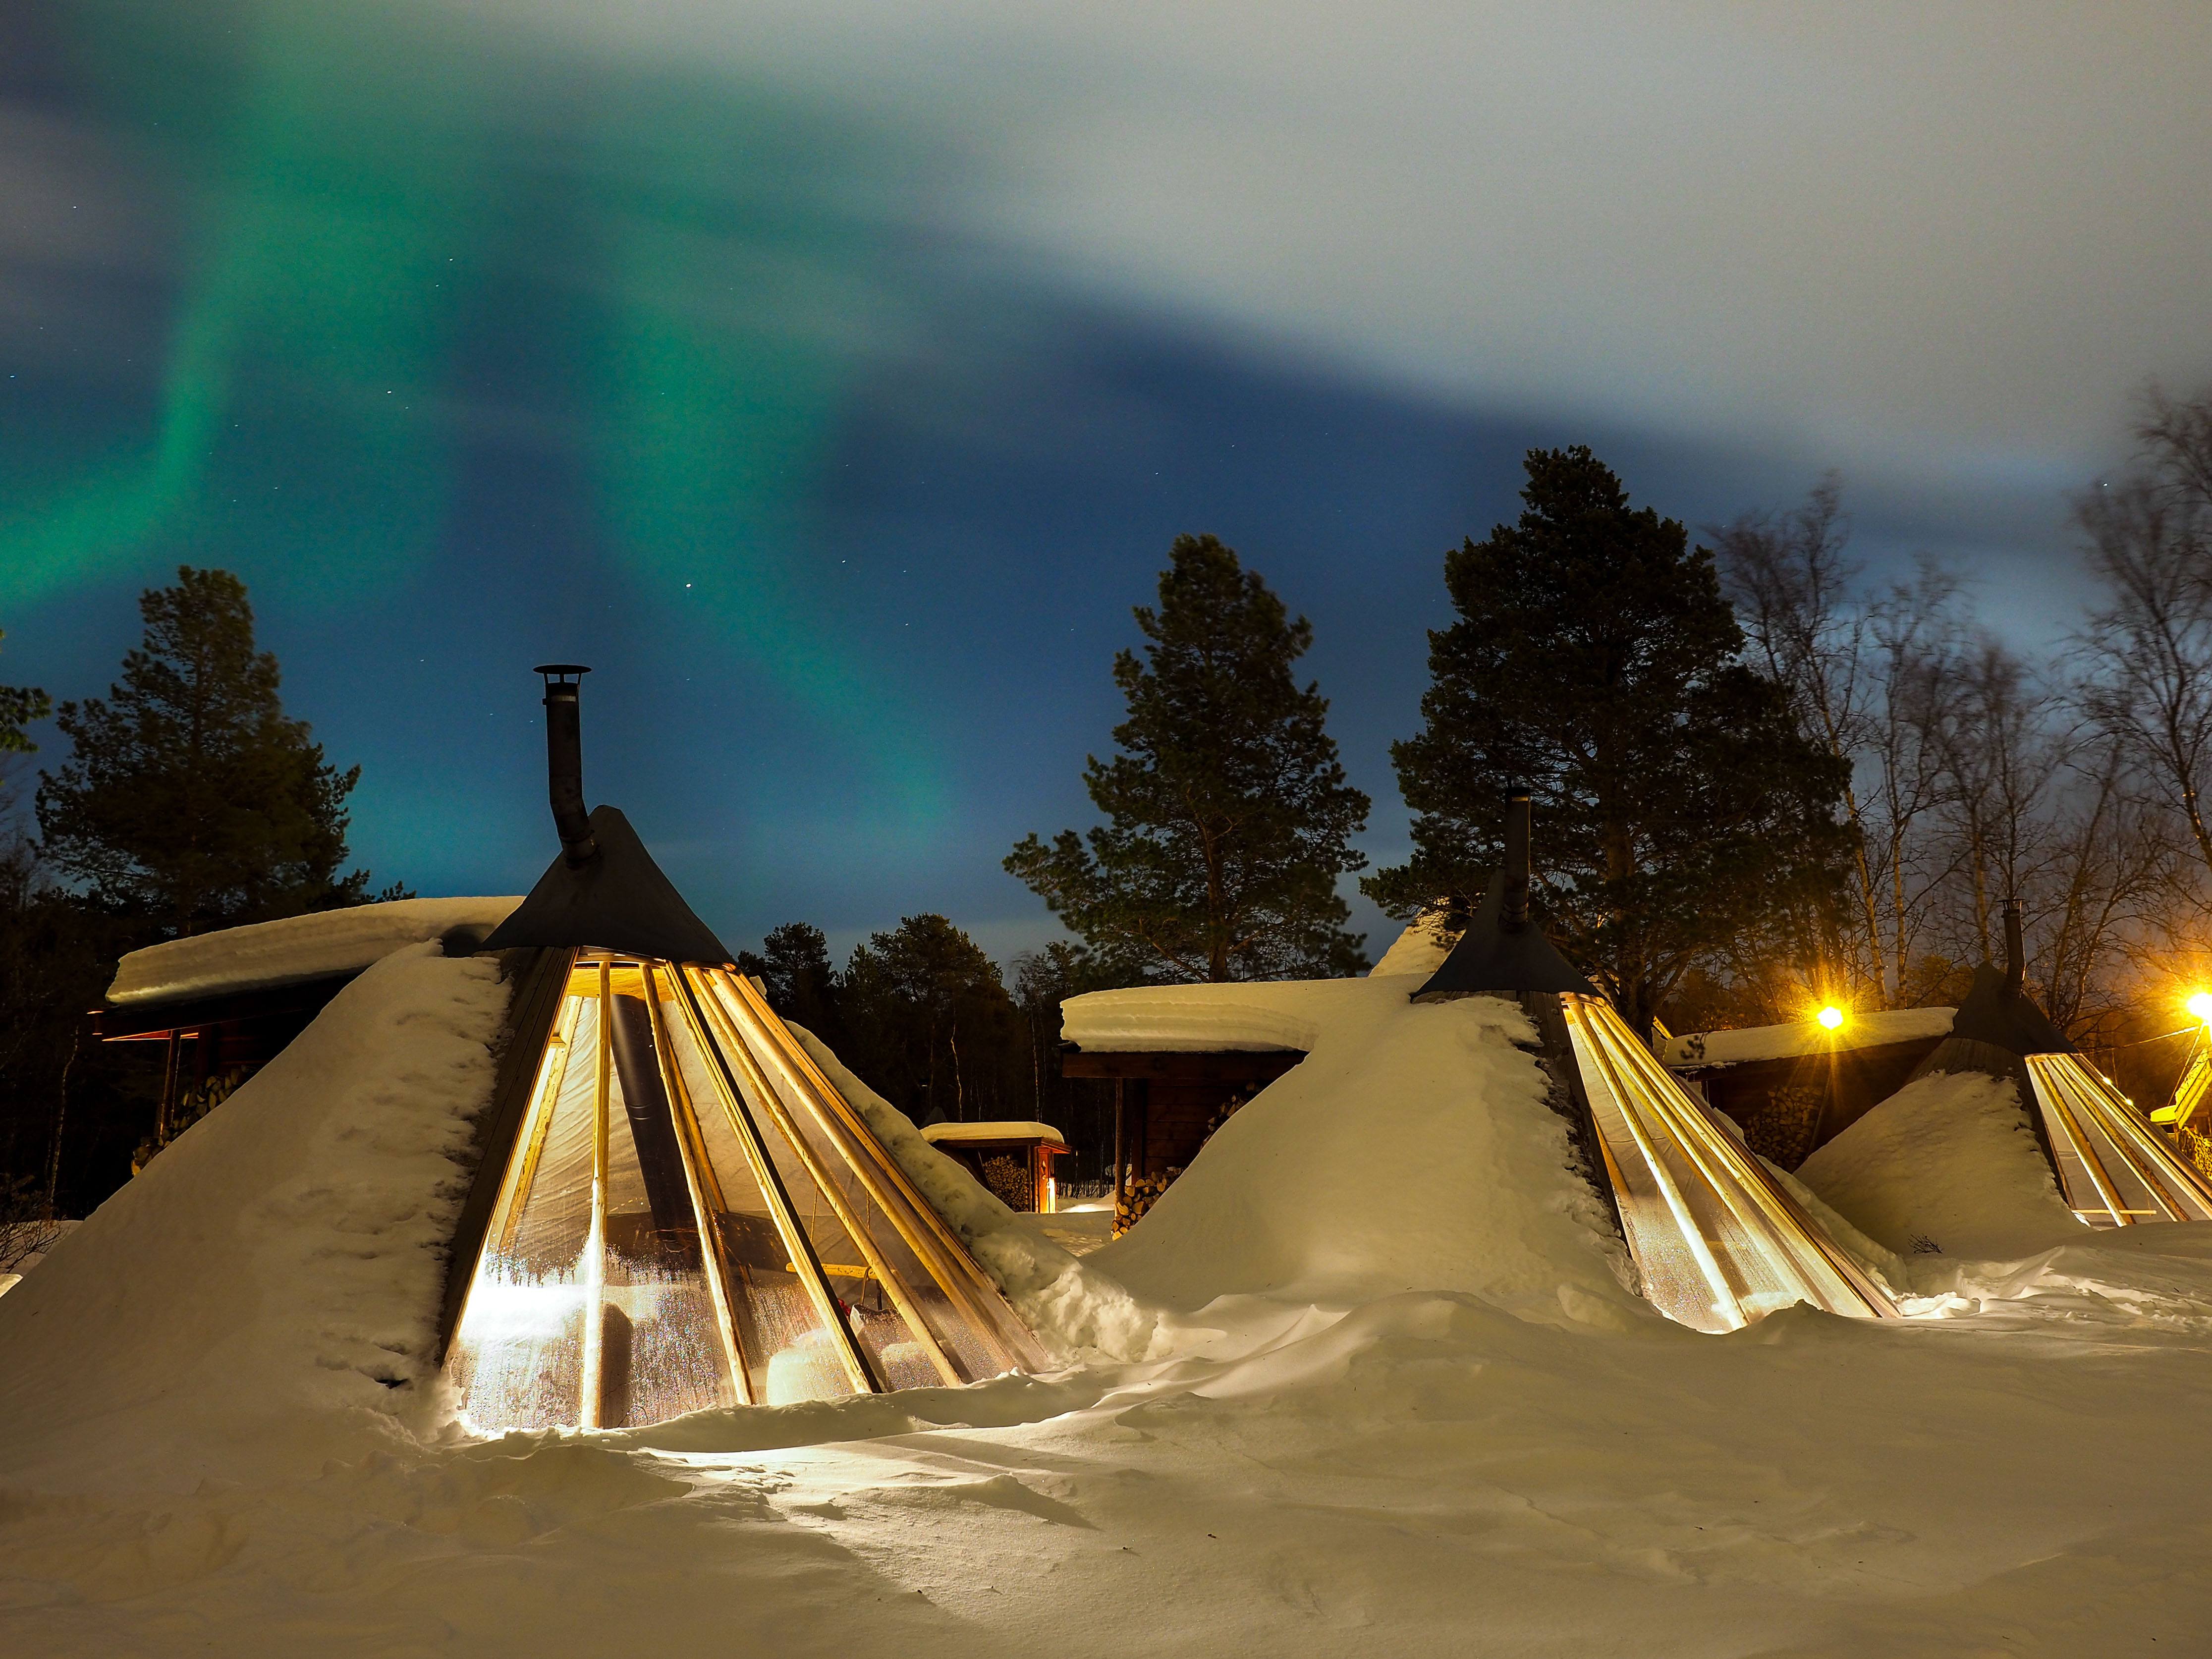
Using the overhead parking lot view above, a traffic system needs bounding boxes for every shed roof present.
[1664,1006,1955,1069]
[922,1121,1069,1150]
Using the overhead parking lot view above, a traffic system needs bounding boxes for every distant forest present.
[6,388,2212,1216]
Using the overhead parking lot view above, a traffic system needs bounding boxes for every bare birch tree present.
[2077,389,2212,911]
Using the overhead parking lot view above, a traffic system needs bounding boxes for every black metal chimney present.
[1501,789,1531,934]
[2003,897,2024,998]
[482,665,734,965]
[1411,784,1591,1000]
[536,664,598,868]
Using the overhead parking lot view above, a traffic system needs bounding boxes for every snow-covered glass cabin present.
[96,667,1048,1433]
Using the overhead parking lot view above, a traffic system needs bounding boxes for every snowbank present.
[1083,977,1639,1324]
[18,954,2212,1656]
[1664,1004,1954,1067]
[1795,1069,2085,1261]
[107,896,522,1005]
[0,942,511,1493]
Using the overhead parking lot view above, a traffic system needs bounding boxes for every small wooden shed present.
[921,1121,1071,1213]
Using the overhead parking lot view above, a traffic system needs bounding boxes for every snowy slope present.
[0,942,511,1493]
[1796,1069,2086,1261]
[1366,911,1455,979]
[11,956,2212,1654]
[1084,978,1637,1322]
[107,896,522,1004]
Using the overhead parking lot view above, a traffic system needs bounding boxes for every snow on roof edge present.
[921,1121,1068,1147]
[1061,982,1334,1053]
[1666,1005,1955,1068]
[107,897,524,1006]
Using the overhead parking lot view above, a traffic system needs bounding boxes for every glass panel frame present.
[2027,1052,2212,1227]
[447,952,1048,1431]
[1563,992,1897,1332]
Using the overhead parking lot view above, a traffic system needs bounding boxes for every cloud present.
[469,0,2212,480]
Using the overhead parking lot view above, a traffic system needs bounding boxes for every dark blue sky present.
[4,1,2206,968]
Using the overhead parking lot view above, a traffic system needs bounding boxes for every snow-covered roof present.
[1367,913,1455,979]
[1061,982,1326,1053]
[1664,1005,1954,1068]
[921,1121,1068,1148]
[107,897,523,1006]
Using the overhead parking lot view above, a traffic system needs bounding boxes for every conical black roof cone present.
[483,804,733,964]
[1940,962,2071,1058]
[1412,870,1593,999]
[478,666,731,965]
[1907,900,2070,1084]
[1412,789,1593,1000]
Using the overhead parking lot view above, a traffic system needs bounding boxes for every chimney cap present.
[533,663,591,683]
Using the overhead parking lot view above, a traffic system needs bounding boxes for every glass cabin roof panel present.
[655,972,857,1407]
[1563,994,1896,1331]
[2028,1054,2212,1226]
[445,953,1053,1431]
[696,972,992,1386]
[703,970,1053,1378]
[447,991,596,1430]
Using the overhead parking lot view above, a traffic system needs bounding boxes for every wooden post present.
[1111,1079,1125,1203]
[157,1030,182,1145]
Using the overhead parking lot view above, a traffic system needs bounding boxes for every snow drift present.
[1796,1069,2085,1261]
[0,942,513,1494]
[1078,977,1639,1327]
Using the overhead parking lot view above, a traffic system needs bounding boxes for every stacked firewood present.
[979,1153,1034,1211]
[1113,1170,1176,1237]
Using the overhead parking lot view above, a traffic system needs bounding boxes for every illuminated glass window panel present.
[1561,993,1898,1332]
[2025,1052,2212,1228]
[447,956,1048,1431]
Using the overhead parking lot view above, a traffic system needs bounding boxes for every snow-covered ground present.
[6,933,2212,1654]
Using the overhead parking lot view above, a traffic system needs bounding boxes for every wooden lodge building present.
[1661,1006,1956,1170]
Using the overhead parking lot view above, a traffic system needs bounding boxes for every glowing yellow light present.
[1817,1005,1846,1032]
[2187,991,2212,1024]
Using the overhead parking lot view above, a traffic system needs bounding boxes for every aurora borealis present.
[6,1,2209,959]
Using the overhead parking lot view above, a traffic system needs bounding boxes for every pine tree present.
[736,922,847,1045]
[37,567,376,935]
[1006,534,1371,982]
[839,914,1019,1124]
[0,629,50,755]
[1367,448,1853,1035]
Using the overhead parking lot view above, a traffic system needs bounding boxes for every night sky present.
[5,1,2210,966]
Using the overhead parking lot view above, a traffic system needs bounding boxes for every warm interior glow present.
[2024,1052,2212,1228]
[2187,991,2212,1023]
[1559,993,1896,1332]
[1816,1005,1846,1031]
[446,957,1047,1432]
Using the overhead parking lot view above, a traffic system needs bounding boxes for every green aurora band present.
[5,0,949,827]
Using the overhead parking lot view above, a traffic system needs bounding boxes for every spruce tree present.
[0,629,50,755]
[1367,448,1853,1035]
[1006,534,1370,981]
[736,922,847,1045]
[37,567,376,935]
[839,914,1019,1123]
